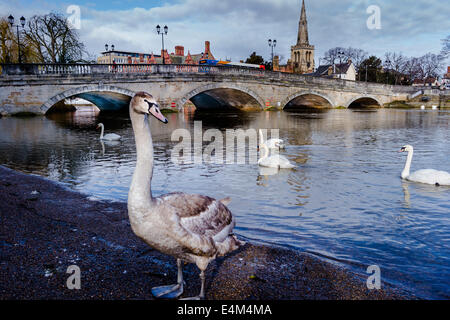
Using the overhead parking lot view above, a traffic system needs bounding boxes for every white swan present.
[259,129,285,149]
[96,123,121,141]
[258,143,295,169]
[399,145,450,186]
[127,92,244,300]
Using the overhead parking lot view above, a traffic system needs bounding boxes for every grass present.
[384,101,416,109]
[161,108,178,114]
[263,106,280,111]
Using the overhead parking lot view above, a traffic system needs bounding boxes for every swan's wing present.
[156,192,236,255]
[266,138,285,149]
[409,169,450,185]
[279,155,295,168]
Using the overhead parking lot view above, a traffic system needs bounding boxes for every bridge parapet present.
[0,63,415,95]
[0,63,266,77]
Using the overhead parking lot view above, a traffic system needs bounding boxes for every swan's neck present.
[99,125,104,139]
[259,130,265,145]
[128,111,154,220]
[401,149,413,179]
[259,144,269,162]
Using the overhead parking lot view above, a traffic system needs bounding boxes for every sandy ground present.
[0,165,413,300]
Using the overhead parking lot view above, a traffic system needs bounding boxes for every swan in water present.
[258,143,295,169]
[96,123,121,141]
[127,91,244,299]
[259,129,285,149]
[399,145,450,186]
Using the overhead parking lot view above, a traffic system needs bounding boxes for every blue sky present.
[1,0,449,70]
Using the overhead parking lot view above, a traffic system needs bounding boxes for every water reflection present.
[0,108,449,299]
[402,181,411,208]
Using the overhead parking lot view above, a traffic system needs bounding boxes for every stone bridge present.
[0,63,416,116]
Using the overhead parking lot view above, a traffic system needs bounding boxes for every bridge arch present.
[179,83,265,111]
[346,95,382,108]
[41,85,135,114]
[282,91,335,109]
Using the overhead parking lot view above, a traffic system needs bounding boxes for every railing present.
[0,63,266,77]
[0,63,419,94]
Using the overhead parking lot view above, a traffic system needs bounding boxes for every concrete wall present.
[0,71,415,116]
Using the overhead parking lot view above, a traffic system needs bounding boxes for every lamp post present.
[365,64,368,83]
[156,25,168,65]
[8,15,26,63]
[337,50,345,79]
[268,39,276,70]
[105,44,114,64]
[384,58,391,85]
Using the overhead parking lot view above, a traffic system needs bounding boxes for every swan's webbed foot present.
[151,282,184,299]
[180,295,202,300]
[151,258,184,299]
[179,270,206,300]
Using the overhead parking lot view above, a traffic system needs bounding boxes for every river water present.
[0,107,449,299]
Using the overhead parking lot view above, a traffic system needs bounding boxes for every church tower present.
[290,0,315,74]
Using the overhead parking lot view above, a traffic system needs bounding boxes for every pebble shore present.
[0,165,413,300]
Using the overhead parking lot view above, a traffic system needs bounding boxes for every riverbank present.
[0,165,413,300]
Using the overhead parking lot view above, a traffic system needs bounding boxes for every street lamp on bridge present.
[384,58,391,85]
[8,15,26,64]
[268,39,276,70]
[156,25,168,65]
[105,44,114,64]
[337,50,345,79]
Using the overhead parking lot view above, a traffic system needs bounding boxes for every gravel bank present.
[0,165,413,299]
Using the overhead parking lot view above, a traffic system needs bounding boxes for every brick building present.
[97,41,215,65]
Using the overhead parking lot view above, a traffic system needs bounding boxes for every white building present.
[308,60,356,81]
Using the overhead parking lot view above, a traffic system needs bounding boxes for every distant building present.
[273,0,314,74]
[290,0,315,74]
[97,50,158,64]
[412,78,425,87]
[272,55,293,73]
[97,41,215,65]
[424,77,439,87]
[412,76,440,87]
[443,66,450,89]
[308,60,356,81]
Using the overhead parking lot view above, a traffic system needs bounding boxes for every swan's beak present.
[257,145,260,151]
[147,102,168,124]
[398,147,406,152]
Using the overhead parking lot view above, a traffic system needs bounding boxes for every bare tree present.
[322,47,346,64]
[23,12,86,63]
[403,57,420,83]
[0,18,15,63]
[346,47,368,79]
[419,53,444,79]
[322,47,368,80]
[384,52,407,85]
[441,35,449,58]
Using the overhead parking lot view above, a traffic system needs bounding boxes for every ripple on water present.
[0,109,449,298]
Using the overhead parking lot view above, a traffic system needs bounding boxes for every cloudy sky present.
[1,0,449,68]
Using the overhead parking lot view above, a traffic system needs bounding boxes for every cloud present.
[2,0,449,67]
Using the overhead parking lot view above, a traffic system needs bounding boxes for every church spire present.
[297,0,309,45]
